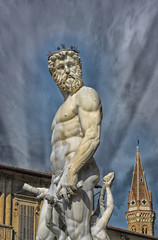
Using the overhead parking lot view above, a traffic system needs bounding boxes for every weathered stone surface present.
[35,48,114,240]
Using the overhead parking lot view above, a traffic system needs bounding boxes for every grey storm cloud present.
[98,9,158,167]
[0,0,158,234]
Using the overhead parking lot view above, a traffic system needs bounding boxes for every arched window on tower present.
[131,225,136,232]
[140,176,143,182]
[142,225,148,234]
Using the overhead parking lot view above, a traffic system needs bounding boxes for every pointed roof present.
[129,143,152,210]
[126,141,155,236]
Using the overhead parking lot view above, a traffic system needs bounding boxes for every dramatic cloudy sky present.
[0,0,158,235]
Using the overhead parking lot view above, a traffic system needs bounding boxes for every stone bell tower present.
[126,141,155,236]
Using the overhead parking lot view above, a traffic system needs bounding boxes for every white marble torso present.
[50,86,102,176]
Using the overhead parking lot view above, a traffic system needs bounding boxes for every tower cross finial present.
[137,137,139,152]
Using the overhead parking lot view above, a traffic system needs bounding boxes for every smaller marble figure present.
[91,172,114,240]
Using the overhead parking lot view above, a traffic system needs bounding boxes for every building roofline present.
[0,163,52,178]
[107,225,158,239]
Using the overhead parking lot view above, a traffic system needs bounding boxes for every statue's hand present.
[103,172,115,188]
[36,188,48,200]
[45,194,58,206]
[56,169,82,202]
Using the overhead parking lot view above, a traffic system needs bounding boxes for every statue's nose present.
[65,65,70,74]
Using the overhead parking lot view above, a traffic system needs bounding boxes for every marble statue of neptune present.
[35,46,114,240]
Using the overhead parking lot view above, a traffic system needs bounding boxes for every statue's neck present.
[60,84,84,101]
[62,91,71,101]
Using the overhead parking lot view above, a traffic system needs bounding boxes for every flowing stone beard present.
[55,68,83,94]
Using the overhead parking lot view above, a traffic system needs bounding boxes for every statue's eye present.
[67,62,75,68]
[57,64,64,69]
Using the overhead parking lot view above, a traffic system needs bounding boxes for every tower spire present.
[126,142,155,236]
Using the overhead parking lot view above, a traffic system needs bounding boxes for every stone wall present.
[0,164,51,240]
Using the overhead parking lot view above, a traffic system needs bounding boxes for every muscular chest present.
[53,96,78,126]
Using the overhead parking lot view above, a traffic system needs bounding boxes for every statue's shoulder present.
[76,86,101,111]
[77,86,100,98]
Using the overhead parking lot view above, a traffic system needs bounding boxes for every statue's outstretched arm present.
[22,183,48,199]
[97,172,114,229]
[90,173,114,240]
[91,173,114,240]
